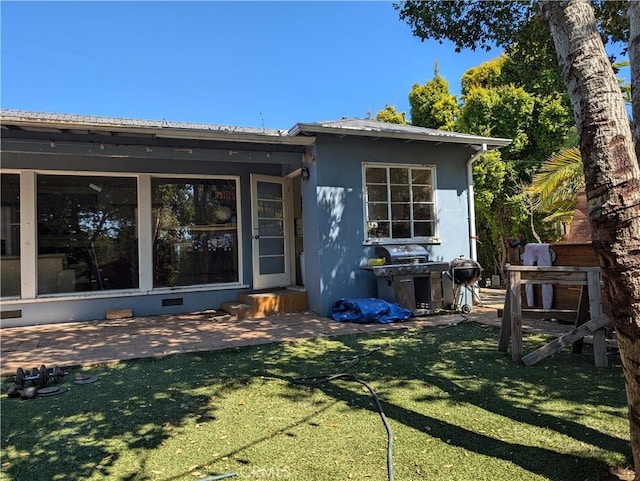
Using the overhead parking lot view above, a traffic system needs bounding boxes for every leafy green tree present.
[472,151,529,276]
[458,83,536,158]
[396,1,640,473]
[461,56,506,95]
[455,57,567,276]
[409,70,459,130]
[375,105,407,124]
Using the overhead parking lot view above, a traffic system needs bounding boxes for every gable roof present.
[1,110,511,149]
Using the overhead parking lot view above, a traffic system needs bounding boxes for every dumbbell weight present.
[15,367,25,389]
[29,368,44,388]
[13,364,65,390]
[52,366,64,384]
[39,365,48,388]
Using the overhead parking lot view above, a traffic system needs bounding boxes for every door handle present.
[254,235,260,239]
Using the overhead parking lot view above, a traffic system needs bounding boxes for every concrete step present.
[222,289,308,319]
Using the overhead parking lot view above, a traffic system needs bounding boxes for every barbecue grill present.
[447,257,483,313]
[361,245,450,314]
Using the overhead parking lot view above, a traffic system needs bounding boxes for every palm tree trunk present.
[541,0,640,474]
[630,1,640,158]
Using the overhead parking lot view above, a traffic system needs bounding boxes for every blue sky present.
[3,2,512,129]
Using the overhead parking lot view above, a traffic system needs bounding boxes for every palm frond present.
[527,147,584,213]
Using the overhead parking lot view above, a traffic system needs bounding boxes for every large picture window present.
[364,164,437,243]
[152,178,239,287]
[1,174,21,297]
[37,175,138,294]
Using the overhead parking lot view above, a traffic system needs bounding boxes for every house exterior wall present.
[301,134,475,315]
[1,121,493,325]
[1,140,302,327]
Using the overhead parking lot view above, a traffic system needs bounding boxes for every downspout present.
[467,143,487,261]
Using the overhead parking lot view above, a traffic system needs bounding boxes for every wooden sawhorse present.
[498,266,610,367]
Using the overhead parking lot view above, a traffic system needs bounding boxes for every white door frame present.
[250,174,292,290]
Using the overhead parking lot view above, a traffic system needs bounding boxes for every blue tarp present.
[328,298,413,324]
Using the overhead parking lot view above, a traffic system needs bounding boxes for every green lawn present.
[0,322,631,481]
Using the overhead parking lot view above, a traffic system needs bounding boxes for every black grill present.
[449,257,482,286]
[362,244,449,313]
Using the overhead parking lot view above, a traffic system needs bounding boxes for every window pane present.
[259,238,284,256]
[1,174,20,297]
[389,168,408,184]
[390,185,410,202]
[391,203,410,220]
[258,200,283,219]
[37,175,138,294]
[391,222,411,239]
[257,181,282,200]
[366,184,387,202]
[260,256,285,275]
[365,167,387,183]
[415,221,435,237]
[413,204,435,221]
[367,221,389,239]
[367,203,388,221]
[412,185,433,203]
[258,219,284,236]
[152,178,238,287]
[412,169,432,185]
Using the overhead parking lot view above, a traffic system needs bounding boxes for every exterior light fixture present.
[301,166,310,181]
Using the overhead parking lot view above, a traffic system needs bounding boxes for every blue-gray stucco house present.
[0,110,510,327]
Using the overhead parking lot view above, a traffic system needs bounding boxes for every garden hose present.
[290,313,471,481]
[292,370,394,481]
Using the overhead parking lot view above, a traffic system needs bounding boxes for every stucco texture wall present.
[302,135,474,315]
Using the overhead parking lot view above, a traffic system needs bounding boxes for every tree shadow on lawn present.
[272,322,630,480]
[0,321,628,481]
[0,351,255,481]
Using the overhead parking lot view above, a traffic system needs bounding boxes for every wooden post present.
[509,270,523,362]
[498,288,511,352]
[587,269,608,367]
[572,285,590,354]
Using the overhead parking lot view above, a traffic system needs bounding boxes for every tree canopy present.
[395,1,629,55]
[380,1,629,277]
[408,72,459,131]
[395,1,640,475]
[375,104,407,124]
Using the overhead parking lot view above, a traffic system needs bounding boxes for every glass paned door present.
[251,174,291,289]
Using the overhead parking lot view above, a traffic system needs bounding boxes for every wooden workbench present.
[498,265,610,367]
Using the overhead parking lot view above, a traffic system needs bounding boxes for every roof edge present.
[0,110,316,147]
[289,121,512,148]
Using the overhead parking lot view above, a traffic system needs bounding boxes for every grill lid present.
[450,257,482,285]
[375,244,428,265]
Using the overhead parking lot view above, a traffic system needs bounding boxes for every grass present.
[0,321,631,481]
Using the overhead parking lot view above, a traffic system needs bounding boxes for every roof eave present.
[1,117,316,147]
[289,122,512,148]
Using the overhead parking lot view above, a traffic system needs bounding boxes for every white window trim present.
[149,174,243,289]
[362,162,440,246]
[2,170,244,301]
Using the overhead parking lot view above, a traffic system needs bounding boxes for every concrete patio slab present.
[1,290,511,376]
